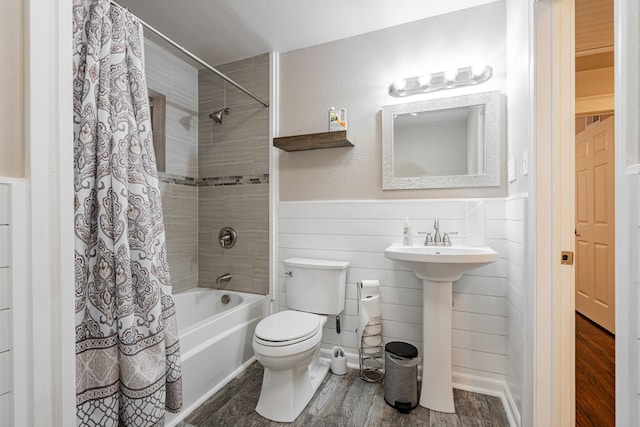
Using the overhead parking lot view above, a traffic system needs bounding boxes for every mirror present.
[382,91,502,190]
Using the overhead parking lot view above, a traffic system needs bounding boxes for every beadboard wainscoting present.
[278,198,522,423]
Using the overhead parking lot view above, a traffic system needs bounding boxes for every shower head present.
[210,108,230,124]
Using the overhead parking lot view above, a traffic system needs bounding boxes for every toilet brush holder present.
[331,346,348,375]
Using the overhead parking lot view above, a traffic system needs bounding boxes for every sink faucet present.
[433,217,442,245]
[421,217,452,246]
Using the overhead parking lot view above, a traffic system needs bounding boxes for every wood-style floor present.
[575,312,615,427]
[180,362,510,427]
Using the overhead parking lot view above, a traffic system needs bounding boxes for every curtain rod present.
[111,1,269,108]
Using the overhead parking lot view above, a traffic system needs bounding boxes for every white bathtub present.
[166,288,266,426]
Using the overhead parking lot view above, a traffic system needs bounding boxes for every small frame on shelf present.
[273,130,354,152]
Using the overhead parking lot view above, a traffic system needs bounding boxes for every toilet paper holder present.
[357,280,384,383]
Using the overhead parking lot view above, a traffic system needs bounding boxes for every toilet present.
[252,257,349,422]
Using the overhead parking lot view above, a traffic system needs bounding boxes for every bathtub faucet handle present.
[218,227,237,249]
[284,271,293,278]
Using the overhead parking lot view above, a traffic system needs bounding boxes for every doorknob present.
[574,229,581,237]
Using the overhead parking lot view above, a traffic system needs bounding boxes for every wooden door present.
[575,115,615,333]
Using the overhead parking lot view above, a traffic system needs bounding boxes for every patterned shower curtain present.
[72,1,182,425]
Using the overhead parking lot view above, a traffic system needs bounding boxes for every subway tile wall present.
[278,199,510,380]
[198,54,270,294]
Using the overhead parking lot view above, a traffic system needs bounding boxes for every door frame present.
[536,0,639,425]
[532,0,576,425]
[23,0,75,424]
[613,0,639,425]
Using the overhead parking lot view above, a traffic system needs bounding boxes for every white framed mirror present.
[382,90,502,190]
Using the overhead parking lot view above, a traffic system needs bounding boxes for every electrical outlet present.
[522,149,529,176]
[508,158,516,183]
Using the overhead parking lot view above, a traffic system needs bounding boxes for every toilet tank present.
[282,258,349,315]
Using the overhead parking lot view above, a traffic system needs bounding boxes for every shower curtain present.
[72,1,182,425]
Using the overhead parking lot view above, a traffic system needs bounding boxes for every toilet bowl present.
[252,258,349,423]
[253,310,328,422]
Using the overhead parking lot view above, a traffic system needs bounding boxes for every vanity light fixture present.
[388,65,492,97]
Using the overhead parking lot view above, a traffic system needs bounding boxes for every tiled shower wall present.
[145,41,270,295]
[145,39,199,293]
[197,54,270,294]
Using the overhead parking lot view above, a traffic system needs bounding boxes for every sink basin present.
[383,243,498,413]
[384,243,497,281]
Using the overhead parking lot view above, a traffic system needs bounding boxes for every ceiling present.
[116,0,497,67]
[575,0,614,71]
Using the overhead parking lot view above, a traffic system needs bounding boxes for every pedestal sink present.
[383,243,498,413]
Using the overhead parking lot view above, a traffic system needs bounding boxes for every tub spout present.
[216,273,232,285]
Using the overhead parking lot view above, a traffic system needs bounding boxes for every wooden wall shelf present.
[273,130,354,152]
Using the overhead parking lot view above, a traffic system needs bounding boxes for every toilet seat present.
[254,310,322,347]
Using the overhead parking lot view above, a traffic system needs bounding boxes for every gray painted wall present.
[278,2,507,201]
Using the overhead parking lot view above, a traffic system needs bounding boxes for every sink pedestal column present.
[420,279,455,413]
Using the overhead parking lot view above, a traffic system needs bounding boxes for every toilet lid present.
[255,310,322,344]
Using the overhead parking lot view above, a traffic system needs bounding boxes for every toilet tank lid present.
[283,258,349,270]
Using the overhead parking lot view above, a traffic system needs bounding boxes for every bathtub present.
[166,288,266,426]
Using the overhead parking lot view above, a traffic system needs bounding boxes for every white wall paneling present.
[504,194,527,425]
[278,199,509,382]
[0,310,10,353]
[0,391,10,426]
[0,226,8,268]
[0,351,10,395]
[0,183,11,426]
[0,268,9,310]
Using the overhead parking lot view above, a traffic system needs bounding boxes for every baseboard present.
[452,371,521,427]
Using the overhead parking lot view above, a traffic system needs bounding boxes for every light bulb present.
[393,78,406,91]
[472,64,487,77]
[445,69,457,82]
[418,74,430,87]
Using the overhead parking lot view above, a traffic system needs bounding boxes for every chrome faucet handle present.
[417,231,433,246]
[425,232,433,246]
[442,231,458,247]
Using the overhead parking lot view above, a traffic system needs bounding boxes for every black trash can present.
[383,341,420,413]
